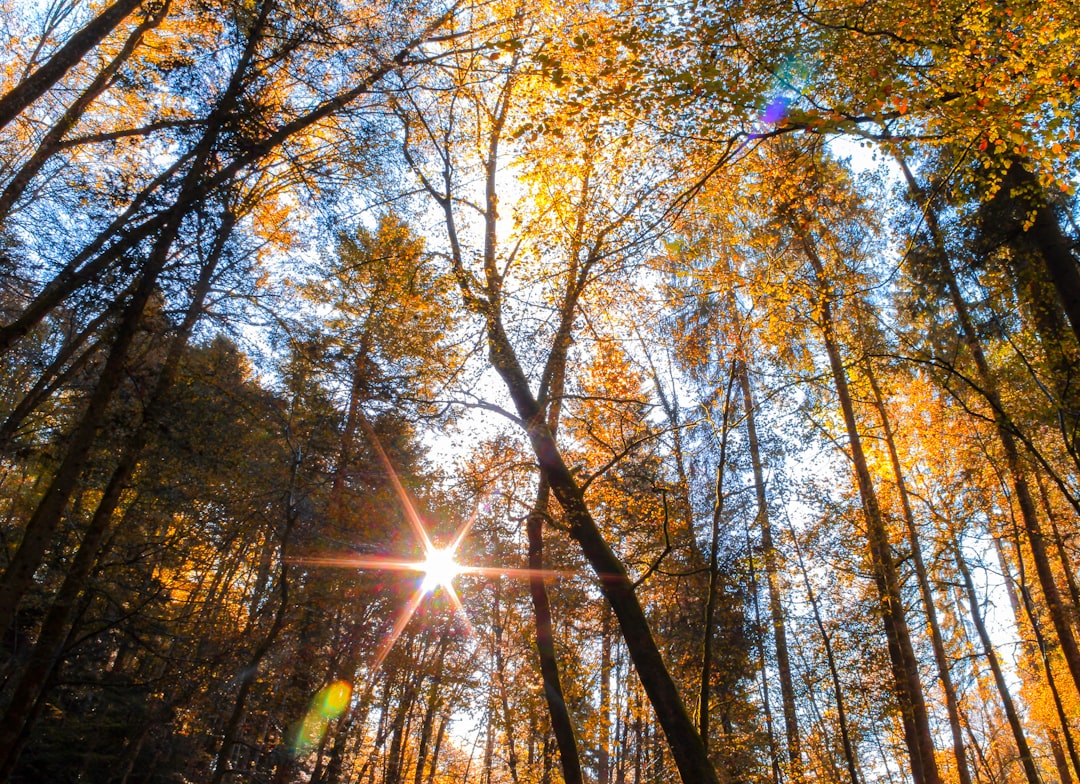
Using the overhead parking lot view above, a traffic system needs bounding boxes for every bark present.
[737,360,800,774]
[527,480,584,784]
[797,228,940,784]
[526,249,584,784]
[1034,474,1080,622]
[952,543,1041,784]
[0,210,233,769]
[863,360,972,784]
[0,0,145,131]
[484,310,723,784]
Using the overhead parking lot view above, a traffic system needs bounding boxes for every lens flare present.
[420,548,460,593]
[292,680,352,755]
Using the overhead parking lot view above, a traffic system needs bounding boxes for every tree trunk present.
[863,359,972,784]
[484,310,723,784]
[997,160,1080,349]
[797,227,940,784]
[0,0,266,636]
[700,359,737,750]
[412,630,451,784]
[0,0,170,221]
[952,542,1041,784]
[788,518,860,784]
[0,209,233,768]
[492,586,521,784]
[600,605,613,784]
[0,0,145,131]
[738,359,800,775]
[900,156,1080,699]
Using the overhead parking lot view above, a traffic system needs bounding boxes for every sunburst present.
[289,413,569,679]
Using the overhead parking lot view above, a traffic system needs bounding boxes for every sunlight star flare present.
[420,547,461,593]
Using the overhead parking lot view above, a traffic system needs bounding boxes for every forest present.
[0,0,1078,782]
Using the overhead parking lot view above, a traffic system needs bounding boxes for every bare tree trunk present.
[737,359,800,776]
[700,359,737,750]
[0,0,145,130]
[863,359,972,784]
[797,227,940,784]
[952,542,1041,784]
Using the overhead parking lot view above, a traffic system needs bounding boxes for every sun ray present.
[368,586,427,676]
[441,581,474,637]
[448,505,480,553]
[295,417,577,685]
[288,554,429,573]
[357,411,434,553]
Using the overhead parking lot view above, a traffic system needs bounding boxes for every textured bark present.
[0,0,145,131]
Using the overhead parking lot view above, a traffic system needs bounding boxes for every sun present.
[420,548,460,594]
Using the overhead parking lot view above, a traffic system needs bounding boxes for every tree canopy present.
[0,0,1078,782]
